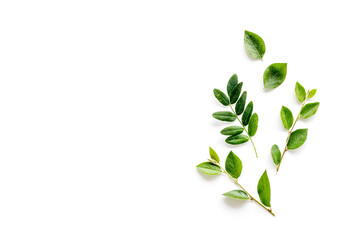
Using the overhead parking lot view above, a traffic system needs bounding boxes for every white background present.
[0,0,359,239]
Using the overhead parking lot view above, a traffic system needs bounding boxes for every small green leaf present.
[295,82,306,102]
[220,126,244,136]
[230,82,243,104]
[241,101,253,126]
[223,190,250,200]
[209,147,220,163]
[280,106,294,130]
[213,89,229,106]
[244,30,266,60]
[227,74,238,96]
[300,102,320,119]
[248,113,258,136]
[225,151,242,179]
[287,129,308,149]
[308,89,317,98]
[263,63,287,89]
[212,111,236,122]
[271,144,281,165]
[235,91,247,115]
[196,162,222,175]
[225,134,249,145]
[257,170,271,207]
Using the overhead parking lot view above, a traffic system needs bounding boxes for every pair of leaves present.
[196,147,222,175]
[220,126,249,145]
[280,103,320,130]
[227,74,243,104]
[295,82,317,103]
[263,63,287,89]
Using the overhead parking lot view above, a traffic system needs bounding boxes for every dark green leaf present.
[248,113,258,136]
[212,111,236,122]
[263,63,287,89]
[235,91,247,115]
[220,126,244,136]
[295,82,306,102]
[257,170,271,207]
[230,82,243,104]
[196,162,222,175]
[209,147,219,163]
[227,74,238,96]
[225,134,249,145]
[271,144,281,165]
[213,89,229,106]
[280,106,294,130]
[287,129,308,149]
[308,89,317,98]
[300,102,320,119]
[244,30,266,60]
[241,101,253,126]
[223,190,249,200]
[225,151,242,179]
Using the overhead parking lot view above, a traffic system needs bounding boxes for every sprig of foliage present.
[272,82,320,172]
[197,147,275,216]
[213,74,259,158]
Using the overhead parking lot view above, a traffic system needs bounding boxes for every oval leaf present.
[212,111,236,122]
[225,134,249,145]
[263,63,287,89]
[280,106,294,130]
[241,101,253,126]
[225,151,242,179]
[209,147,220,163]
[271,144,281,165]
[213,89,229,106]
[220,126,244,136]
[295,82,306,102]
[230,82,243,104]
[196,162,222,175]
[223,190,249,200]
[287,129,308,149]
[300,102,320,119]
[227,74,238,96]
[244,30,266,60]
[248,113,258,136]
[308,89,317,98]
[235,91,247,115]
[257,170,271,207]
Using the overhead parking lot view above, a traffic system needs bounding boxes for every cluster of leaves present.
[196,147,274,215]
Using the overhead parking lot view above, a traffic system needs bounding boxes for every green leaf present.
[280,106,294,130]
[271,144,281,165]
[235,91,247,115]
[248,113,258,136]
[295,82,306,102]
[230,82,243,104]
[244,30,266,60]
[241,101,253,126]
[209,147,220,163]
[225,134,249,145]
[212,111,236,122]
[263,63,288,89]
[300,102,320,119]
[308,89,317,98]
[220,126,244,136]
[196,162,222,175]
[223,190,249,200]
[225,151,242,179]
[227,74,238,96]
[257,170,271,207]
[213,89,229,106]
[287,129,308,149]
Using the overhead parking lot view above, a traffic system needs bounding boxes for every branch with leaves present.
[197,147,274,216]
[272,82,320,172]
[213,74,259,158]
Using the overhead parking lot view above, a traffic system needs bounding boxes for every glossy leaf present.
[287,129,308,149]
[257,170,271,207]
[213,89,229,106]
[230,82,243,104]
[225,151,242,179]
[263,63,287,89]
[244,30,266,60]
[308,89,317,98]
[227,74,238,96]
[212,111,236,122]
[248,113,258,136]
[241,101,253,126]
[223,190,249,200]
[300,102,320,119]
[220,126,244,136]
[209,147,220,163]
[271,144,281,165]
[235,91,247,115]
[295,82,306,102]
[225,134,249,145]
[196,162,222,175]
[280,106,294,130]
